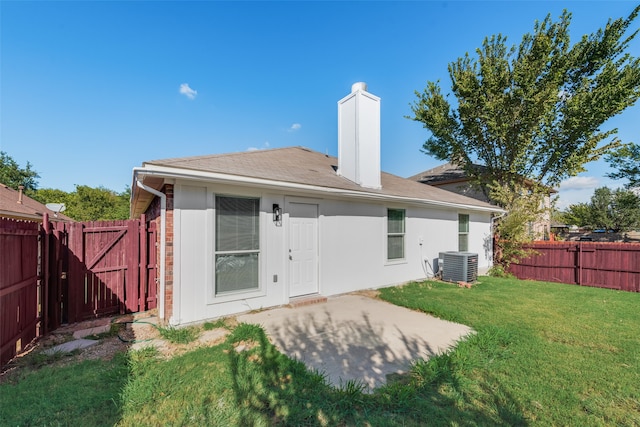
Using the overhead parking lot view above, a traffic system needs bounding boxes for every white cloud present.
[559,176,599,191]
[555,191,590,210]
[556,176,601,209]
[247,141,270,151]
[289,123,301,132]
[179,83,197,100]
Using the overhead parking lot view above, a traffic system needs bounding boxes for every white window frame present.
[387,208,406,261]
[458,213,469,252]
[213,194,261,297]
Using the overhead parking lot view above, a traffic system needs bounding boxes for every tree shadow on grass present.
[227,318,529,426]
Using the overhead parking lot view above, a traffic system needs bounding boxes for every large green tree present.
[33,185,131,221]
[606,142,640,189]
[410,6,640,193]
[0,151,40,192]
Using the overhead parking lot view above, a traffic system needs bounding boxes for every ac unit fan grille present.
[439,252,478,283]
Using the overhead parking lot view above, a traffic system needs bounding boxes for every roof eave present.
[0,210,42,221]
[132,164,504,216]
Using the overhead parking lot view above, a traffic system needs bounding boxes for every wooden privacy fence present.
[1,215,157,366]
[508,241,640,292]
[1,219,40,367]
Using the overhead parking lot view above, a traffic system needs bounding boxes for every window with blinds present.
[387,209,405,260]
[215,196,260,294]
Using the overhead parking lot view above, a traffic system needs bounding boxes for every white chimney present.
[337,82,381,189]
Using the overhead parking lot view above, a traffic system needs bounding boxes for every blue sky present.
[2,1,639,209]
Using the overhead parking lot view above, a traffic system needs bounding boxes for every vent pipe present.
[17,185,24,204]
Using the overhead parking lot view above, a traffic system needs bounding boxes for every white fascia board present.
[136,164,505,214]
[343,191,505,213]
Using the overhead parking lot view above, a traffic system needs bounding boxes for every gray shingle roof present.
[409,162,557,194]
[409,162,485,185]
[142,147,499,210]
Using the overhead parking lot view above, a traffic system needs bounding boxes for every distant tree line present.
[1,151,130,221]
[31,186,131,221]
[561,187,640,232]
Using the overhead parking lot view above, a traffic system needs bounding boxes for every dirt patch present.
[126,324,230,359]
[1,329,127,384]
[0,313,232,384]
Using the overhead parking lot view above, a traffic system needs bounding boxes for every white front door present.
[288,202,319,297]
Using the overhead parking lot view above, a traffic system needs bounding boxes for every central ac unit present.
[438,251,478,283]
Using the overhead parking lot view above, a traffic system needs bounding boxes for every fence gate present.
[64,219,157,323]
[142,220,158,312]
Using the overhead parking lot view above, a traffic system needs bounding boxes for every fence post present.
[578,242,582,286]
[41,213,50,334]
[125,220,139,313]
[49,222,69,329]
[67,222,84,323]
[139,214,148,311]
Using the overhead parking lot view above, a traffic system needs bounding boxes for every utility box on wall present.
[439,251,478,283]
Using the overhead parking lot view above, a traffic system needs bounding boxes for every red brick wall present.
[164,185,174,321]
[143,184,174,321]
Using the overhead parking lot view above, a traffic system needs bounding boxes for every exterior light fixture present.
[273,204,282,225]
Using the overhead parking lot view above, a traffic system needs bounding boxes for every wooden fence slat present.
[145,220,158,310]
[0,217,40,366]
[126,220,140,313]
[0,276,38,298]
[51,223,67,329]
[139,215,148,311]
[67,222,85,324]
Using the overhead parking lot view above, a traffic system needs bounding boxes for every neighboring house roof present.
[132,147,503,218]
[409,162,488,186]
[409,162,557,193]
[0,183,72,222]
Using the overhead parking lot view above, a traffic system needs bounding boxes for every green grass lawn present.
[379,277,640,425]
[1,277,639,426]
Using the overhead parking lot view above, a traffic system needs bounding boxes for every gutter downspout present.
[134,173,167,322]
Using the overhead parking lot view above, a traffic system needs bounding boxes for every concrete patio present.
[237,293,473,391]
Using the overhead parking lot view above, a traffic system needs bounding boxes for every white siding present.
[170,180,494,324]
